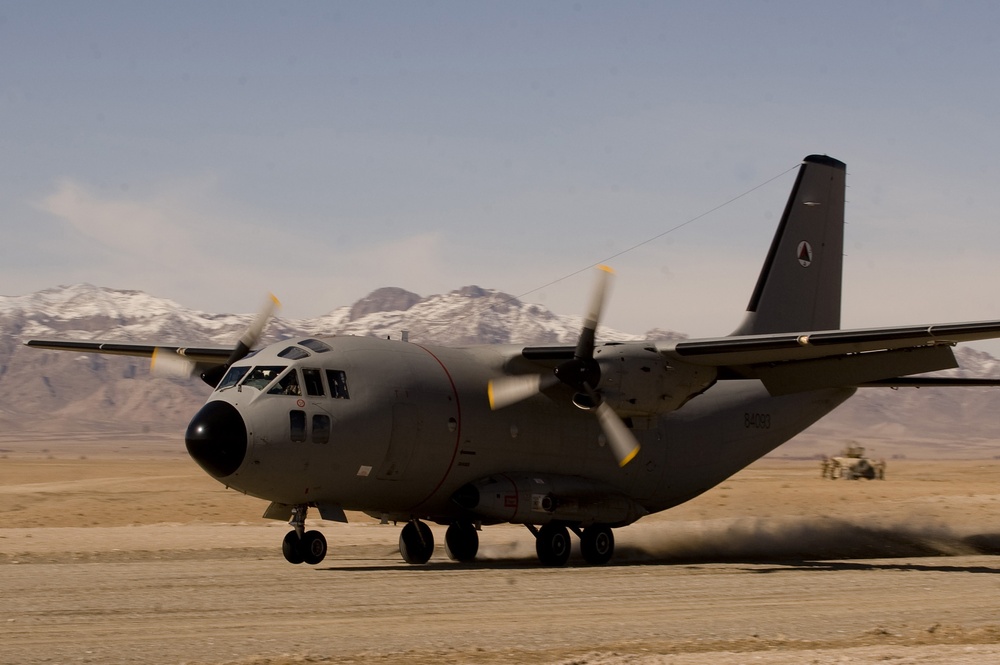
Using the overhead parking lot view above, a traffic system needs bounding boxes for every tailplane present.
[732,154,846,336]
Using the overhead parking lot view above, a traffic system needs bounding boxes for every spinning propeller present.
[487,266,641,467]
[152,294,281,386]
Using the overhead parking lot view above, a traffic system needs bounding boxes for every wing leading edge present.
[23,340,233,365]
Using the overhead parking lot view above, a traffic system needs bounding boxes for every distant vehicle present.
[822,445,886,480]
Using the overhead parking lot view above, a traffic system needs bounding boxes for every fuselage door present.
[376,402,420,480]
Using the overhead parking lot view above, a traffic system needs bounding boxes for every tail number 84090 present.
[744,412,771,429]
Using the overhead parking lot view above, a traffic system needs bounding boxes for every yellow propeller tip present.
[597,264,615,275]
[618,445,640,468]
[269,293,282,307]
[487,381,496,410]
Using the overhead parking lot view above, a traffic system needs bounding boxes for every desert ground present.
[3,434,1000,664]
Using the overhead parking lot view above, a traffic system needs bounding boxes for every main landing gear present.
[281,505,328,565]
[396,520,615,566]
[529,523,615,567]
[397,519,481,564]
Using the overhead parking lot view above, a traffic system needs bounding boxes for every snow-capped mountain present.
[1,284,998,453]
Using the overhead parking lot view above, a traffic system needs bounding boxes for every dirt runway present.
[3,442,1000,664]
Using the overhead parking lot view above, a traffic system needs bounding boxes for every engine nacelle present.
[594,343,716,417]
[452,474,647,527]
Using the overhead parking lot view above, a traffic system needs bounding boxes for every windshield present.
[240,366,287,391]
[216,365,251,391]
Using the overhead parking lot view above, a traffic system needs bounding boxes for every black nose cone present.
[185,401,248,478]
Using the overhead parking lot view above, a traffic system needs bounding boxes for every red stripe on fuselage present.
[407,344,463,513]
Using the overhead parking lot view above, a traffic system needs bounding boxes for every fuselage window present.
[268,369,302,395]
[290,410,307,443]
[241,366,287,391]
[299,338,332,353]
[312,414,330,444]
[278,346,311,360]
[326,369,350,399]
[217,365,251,391]
[303,368,324,397]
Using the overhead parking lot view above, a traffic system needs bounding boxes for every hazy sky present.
[3,2,1000,353]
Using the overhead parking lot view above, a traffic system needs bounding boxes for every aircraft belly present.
[650,381,854,512]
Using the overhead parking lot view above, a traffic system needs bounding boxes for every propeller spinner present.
[487,266,641,467]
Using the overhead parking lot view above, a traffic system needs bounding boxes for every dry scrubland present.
[2,434,1000,664]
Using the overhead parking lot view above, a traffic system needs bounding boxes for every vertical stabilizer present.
[732,155,846,336]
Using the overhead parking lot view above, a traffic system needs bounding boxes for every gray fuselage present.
[188,335,854,526]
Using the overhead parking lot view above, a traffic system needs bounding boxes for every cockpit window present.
[303,368,324,396]
[278,346,311,360]
[240,366,287,391]
[268,369,302,395]
[299,338,331,353]
[217,365,251,391]
[326,369,350,399]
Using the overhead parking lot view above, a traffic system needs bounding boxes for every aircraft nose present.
[185,401,248,478]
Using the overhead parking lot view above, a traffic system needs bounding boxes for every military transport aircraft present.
[26,155,1000,567]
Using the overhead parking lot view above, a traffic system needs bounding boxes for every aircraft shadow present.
[315,531,1000,573]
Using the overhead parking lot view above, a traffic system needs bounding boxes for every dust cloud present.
[476,517,1000,564]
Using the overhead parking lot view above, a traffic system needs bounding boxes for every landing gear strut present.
[281,505,328,565]
[399,519,434,564]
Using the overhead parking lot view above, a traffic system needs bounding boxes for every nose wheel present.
[280,505,328,565]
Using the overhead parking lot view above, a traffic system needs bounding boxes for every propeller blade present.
[575,265,614,360]
[595,401,641,467]
[226,293,281,366]
[201,293,281,387]
[150,347,196,379]
[488,373,559,410]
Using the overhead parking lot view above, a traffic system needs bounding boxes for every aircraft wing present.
[665,320,1000,365]
[24,340,233,365]
[658,320,1000,396]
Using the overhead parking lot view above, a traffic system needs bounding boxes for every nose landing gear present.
[281,505,328,565]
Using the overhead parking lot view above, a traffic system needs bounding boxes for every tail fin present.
[731,154,846,336]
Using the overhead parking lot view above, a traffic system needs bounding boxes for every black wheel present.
[580,525,614,565]
[445,522,479,562]
[535,523,571,567]
[399,520,434,564]
[282,530,304,564]
[301,530,327,565]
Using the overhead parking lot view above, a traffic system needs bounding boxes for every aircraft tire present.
[535,523,571,567]
[580,525,614,565]
[444,522,479,562]
[301,530,327,565]
[281,530,304,564]
[399,520,434,564]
